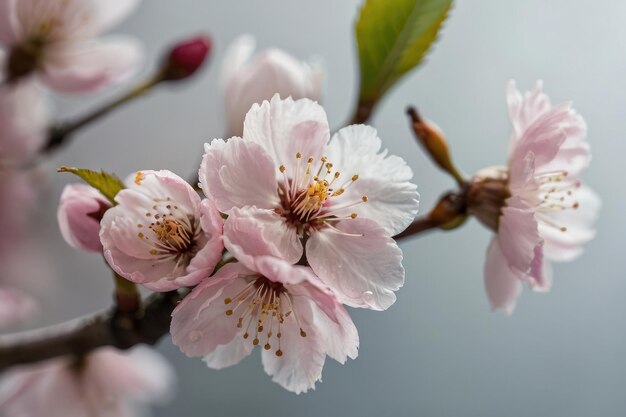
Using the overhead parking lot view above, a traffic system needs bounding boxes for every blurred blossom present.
[171,232,358,394]
[220,34,324,136]
[57,184,111,253]
[0,171,37,253]
[200,95,418,310]
[470,81,600,314]
[0,287,37,330]
[0,346,175,417]
[0,52,49,167]
[0,0,143,93]
[100,170,224,292]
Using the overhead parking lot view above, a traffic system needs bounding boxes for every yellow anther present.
[352,174,359,181]
[362,195,369,202]
[134,171,144,185]
[279,165,286,173]
[296,152,302,159]
[351,213,358,219]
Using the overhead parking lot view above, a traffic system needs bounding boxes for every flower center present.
[534,170,581,232]
[277,152,367,227]
[223,277,307,357]
[137,198,199,263]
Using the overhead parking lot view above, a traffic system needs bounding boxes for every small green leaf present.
[58,166,125,204]
[356,0,452,104]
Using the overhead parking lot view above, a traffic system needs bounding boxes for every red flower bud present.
[161,35,212,81]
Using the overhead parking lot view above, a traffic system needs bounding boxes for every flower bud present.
[467,166,510,231]
[160,35,212,82]
[221,35,324,136]
[57,184,111,252]
[407,107,464,185]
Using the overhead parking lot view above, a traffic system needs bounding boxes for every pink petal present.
[243,94,329,175]
[0,287,38,329]
[306,218,404,310]
[84,346,174,403]
[484,237,522,314]
[186,199,224,278]
[287,281,359,363]
[57,184,110,253]
[0,0,20,44]
[325,125,419,236]
[199,138,280,212]
[41,37,142,93]
[170,264,255,359]
[223,206,302,265]
[0,79,48,165]
[498,196,542,274]
[507,80,551,139]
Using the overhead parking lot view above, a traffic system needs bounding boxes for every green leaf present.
[356,0,453,104]
[58,166,125,204]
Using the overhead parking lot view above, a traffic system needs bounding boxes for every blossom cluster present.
[59,94,419,393]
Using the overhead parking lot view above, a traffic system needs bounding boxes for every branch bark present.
[0,291,182,373]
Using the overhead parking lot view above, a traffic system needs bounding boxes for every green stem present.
[113,273,141,314]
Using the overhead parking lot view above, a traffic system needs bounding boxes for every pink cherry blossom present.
[0,0,143,93]
[199,95,418,310]
[482,81,600,314]
[57,183,111,253]
[171,231,358,394]
[220,35,324,136]
[0,52,48,166]
[100,170,223,291]
[0,346,175,417]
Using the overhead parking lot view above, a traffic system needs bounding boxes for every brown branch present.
[0,291,182,373]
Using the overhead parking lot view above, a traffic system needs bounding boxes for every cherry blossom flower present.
[0,52,48,166]
[220,35,324,136]
[171,230,358,394]
[470,81,600,314]
[0,346,174,417]
[200,95,419,310]
[0,0,143,93]
[100,170,223,292]
[57,184,111,253]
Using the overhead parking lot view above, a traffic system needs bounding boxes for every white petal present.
[199,138,280,212]
[42,37,143,93]
[325,125,419,235]
[539,185,600,262]
[202,335,254,370]
[306,218,404,310]
[88,0,141,34]
[261,295,325,394]
[243,94,329,173]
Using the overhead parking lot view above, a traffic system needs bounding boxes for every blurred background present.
[18,0,626,415]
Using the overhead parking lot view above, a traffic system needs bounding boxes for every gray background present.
[21,0,626,416]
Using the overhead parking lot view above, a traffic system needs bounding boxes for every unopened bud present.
[160,35,212,82]
[428,191,468,231]
[467,166,510,231]
[407,107,464,185]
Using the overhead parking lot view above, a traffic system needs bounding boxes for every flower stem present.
[113,273,140,314]
[43,75,163,154]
